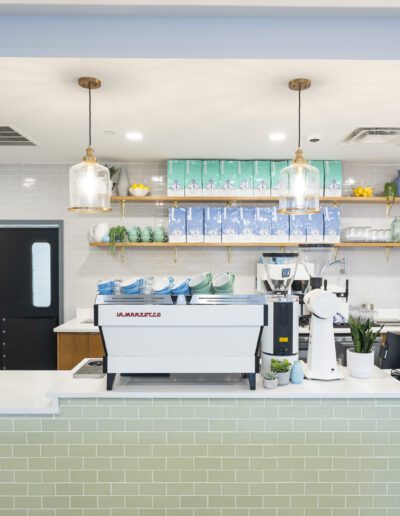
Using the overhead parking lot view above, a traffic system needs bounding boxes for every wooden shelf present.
[90,242,400,249]
[111,195,399,204]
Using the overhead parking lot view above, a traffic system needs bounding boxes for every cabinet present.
[57,333,103,370]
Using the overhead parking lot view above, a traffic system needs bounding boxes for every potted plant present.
[347,316,382,378]
[109,225,129,254]
[271,358,292,386]
[263,370,278,389]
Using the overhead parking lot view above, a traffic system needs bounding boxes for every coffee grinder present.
[298,244,343,380]
[260,252,300,374]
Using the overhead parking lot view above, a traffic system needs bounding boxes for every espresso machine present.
[259,253,300,374]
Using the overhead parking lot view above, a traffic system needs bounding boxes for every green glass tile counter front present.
[1,398,400,515]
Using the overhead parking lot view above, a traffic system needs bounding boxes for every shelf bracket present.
[120,200,126,222]
[332,246,339,261]
[227,200,233,207]
[174,247,178,263]
[385,200,394,219]
[384,246,392,261]
[279,246,286,253]
[174,200,179,208]
[119,246,126,263]
[333,201,340,208]
[227,246,232,263]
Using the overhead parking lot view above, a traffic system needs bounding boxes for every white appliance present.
[94,294,267,390]
[302,288,343,380]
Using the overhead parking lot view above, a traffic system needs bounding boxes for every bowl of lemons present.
[129,183,151,197]
[352,185,374,198]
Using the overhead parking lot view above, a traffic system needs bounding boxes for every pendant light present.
[278,78,319,214]
[68,77,111,213]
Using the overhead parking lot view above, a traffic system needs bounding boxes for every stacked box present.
[254,207,272,243]
[202,160,220,196]
[254,160,271,197]
[186,207,204,243]
[185,160,202,196]
[237,161,254,197]
[238,207,255,242]
[270,161,289,197]
[289,214,307,243]
[167,160,185,196]
[204,207,222,243]
[309,160,325,197]
[305,213,324,243]
[222,207,240,243]
[220,160,238,196]
[168,208,186,242]
[323,206,341,243]
[324,160,342,197]
[271,206,289,243]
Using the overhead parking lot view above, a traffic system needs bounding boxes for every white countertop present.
[1,360,400,415]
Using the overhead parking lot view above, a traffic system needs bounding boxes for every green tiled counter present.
[1,397,400,515]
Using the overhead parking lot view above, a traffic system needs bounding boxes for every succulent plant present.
[263,371,278,380]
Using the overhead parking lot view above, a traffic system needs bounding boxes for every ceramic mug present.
[212,272,235,290]
[191,284,212,294]
[189,272,213,290]
[89,223,110,243]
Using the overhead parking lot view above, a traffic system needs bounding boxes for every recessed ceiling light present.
[104,130,115,135]
[269,132,286,142]
[126,132,143,141]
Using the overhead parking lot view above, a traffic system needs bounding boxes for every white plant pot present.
[346,348,374,379]
[263,378,278,389]
[277,371,290,386]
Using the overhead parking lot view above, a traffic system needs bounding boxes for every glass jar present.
[391,216,400,242]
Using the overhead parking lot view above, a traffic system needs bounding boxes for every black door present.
[0,225,61,369]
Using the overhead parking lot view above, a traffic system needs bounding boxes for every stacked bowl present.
[97,280,115,295]
[153,277,174,295]
[171,278,191,295]
[189,272,213,294]
[212,272,235,294]
[121,278,144,295]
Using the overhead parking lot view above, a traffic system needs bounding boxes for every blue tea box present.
[323,206,341,243]
[254,207,272,243]
[324,160,342,197]
[237,161,254,197]
[202,160,220,196]
[306,212,324,243]
[204,207,222,243]
[271,206,289,243]
[185,159,202,196]
[289,214,307,243]
[168,207,186,243]
[222,207,240,242]
[239,207,255,242]
[254,160,271,197]
[220,160,238,196]
[167,160,185,197]
[186,207,204,243]
[309,160,325,197]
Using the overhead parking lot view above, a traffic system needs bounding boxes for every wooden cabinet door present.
[57,333,104,370]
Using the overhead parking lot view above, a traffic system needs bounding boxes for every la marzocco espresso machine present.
[258,253,300,374]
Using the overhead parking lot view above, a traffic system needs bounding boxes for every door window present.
[32,242,51,307]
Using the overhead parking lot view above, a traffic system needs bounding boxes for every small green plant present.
[348,316,382,353]
[109,225,129,253]
[263,370,278,380]
[271,358,291,373]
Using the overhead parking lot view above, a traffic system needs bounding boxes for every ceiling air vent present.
[0,126,35,146]
[343,127,400,145]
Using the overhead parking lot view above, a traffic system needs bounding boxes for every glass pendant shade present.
[69,147,111,213]
[278,148,319,214]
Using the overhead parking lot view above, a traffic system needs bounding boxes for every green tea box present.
[167,159,185,197]
[254,160,271,196]
[324,160,342,197]
[270,160,288,196]
[202,160,220,196]
[185,159,202,196]
[237,161,254,197]
[220,160,238,196]
[309,160,325,197]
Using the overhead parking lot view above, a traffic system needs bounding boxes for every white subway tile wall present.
[0,161,399,320]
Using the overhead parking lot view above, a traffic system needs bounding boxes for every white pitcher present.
[89,223,110,243]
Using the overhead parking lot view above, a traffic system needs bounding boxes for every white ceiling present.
[1,57,400,163]
[1,0,400,16]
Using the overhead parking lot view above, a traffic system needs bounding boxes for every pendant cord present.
[298,88,301,149]
[88,84,92,148]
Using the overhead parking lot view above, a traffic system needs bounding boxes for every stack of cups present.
[189,272,213,294]
[212,272,235,294]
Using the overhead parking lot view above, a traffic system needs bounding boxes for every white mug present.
[89,223,110,243]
